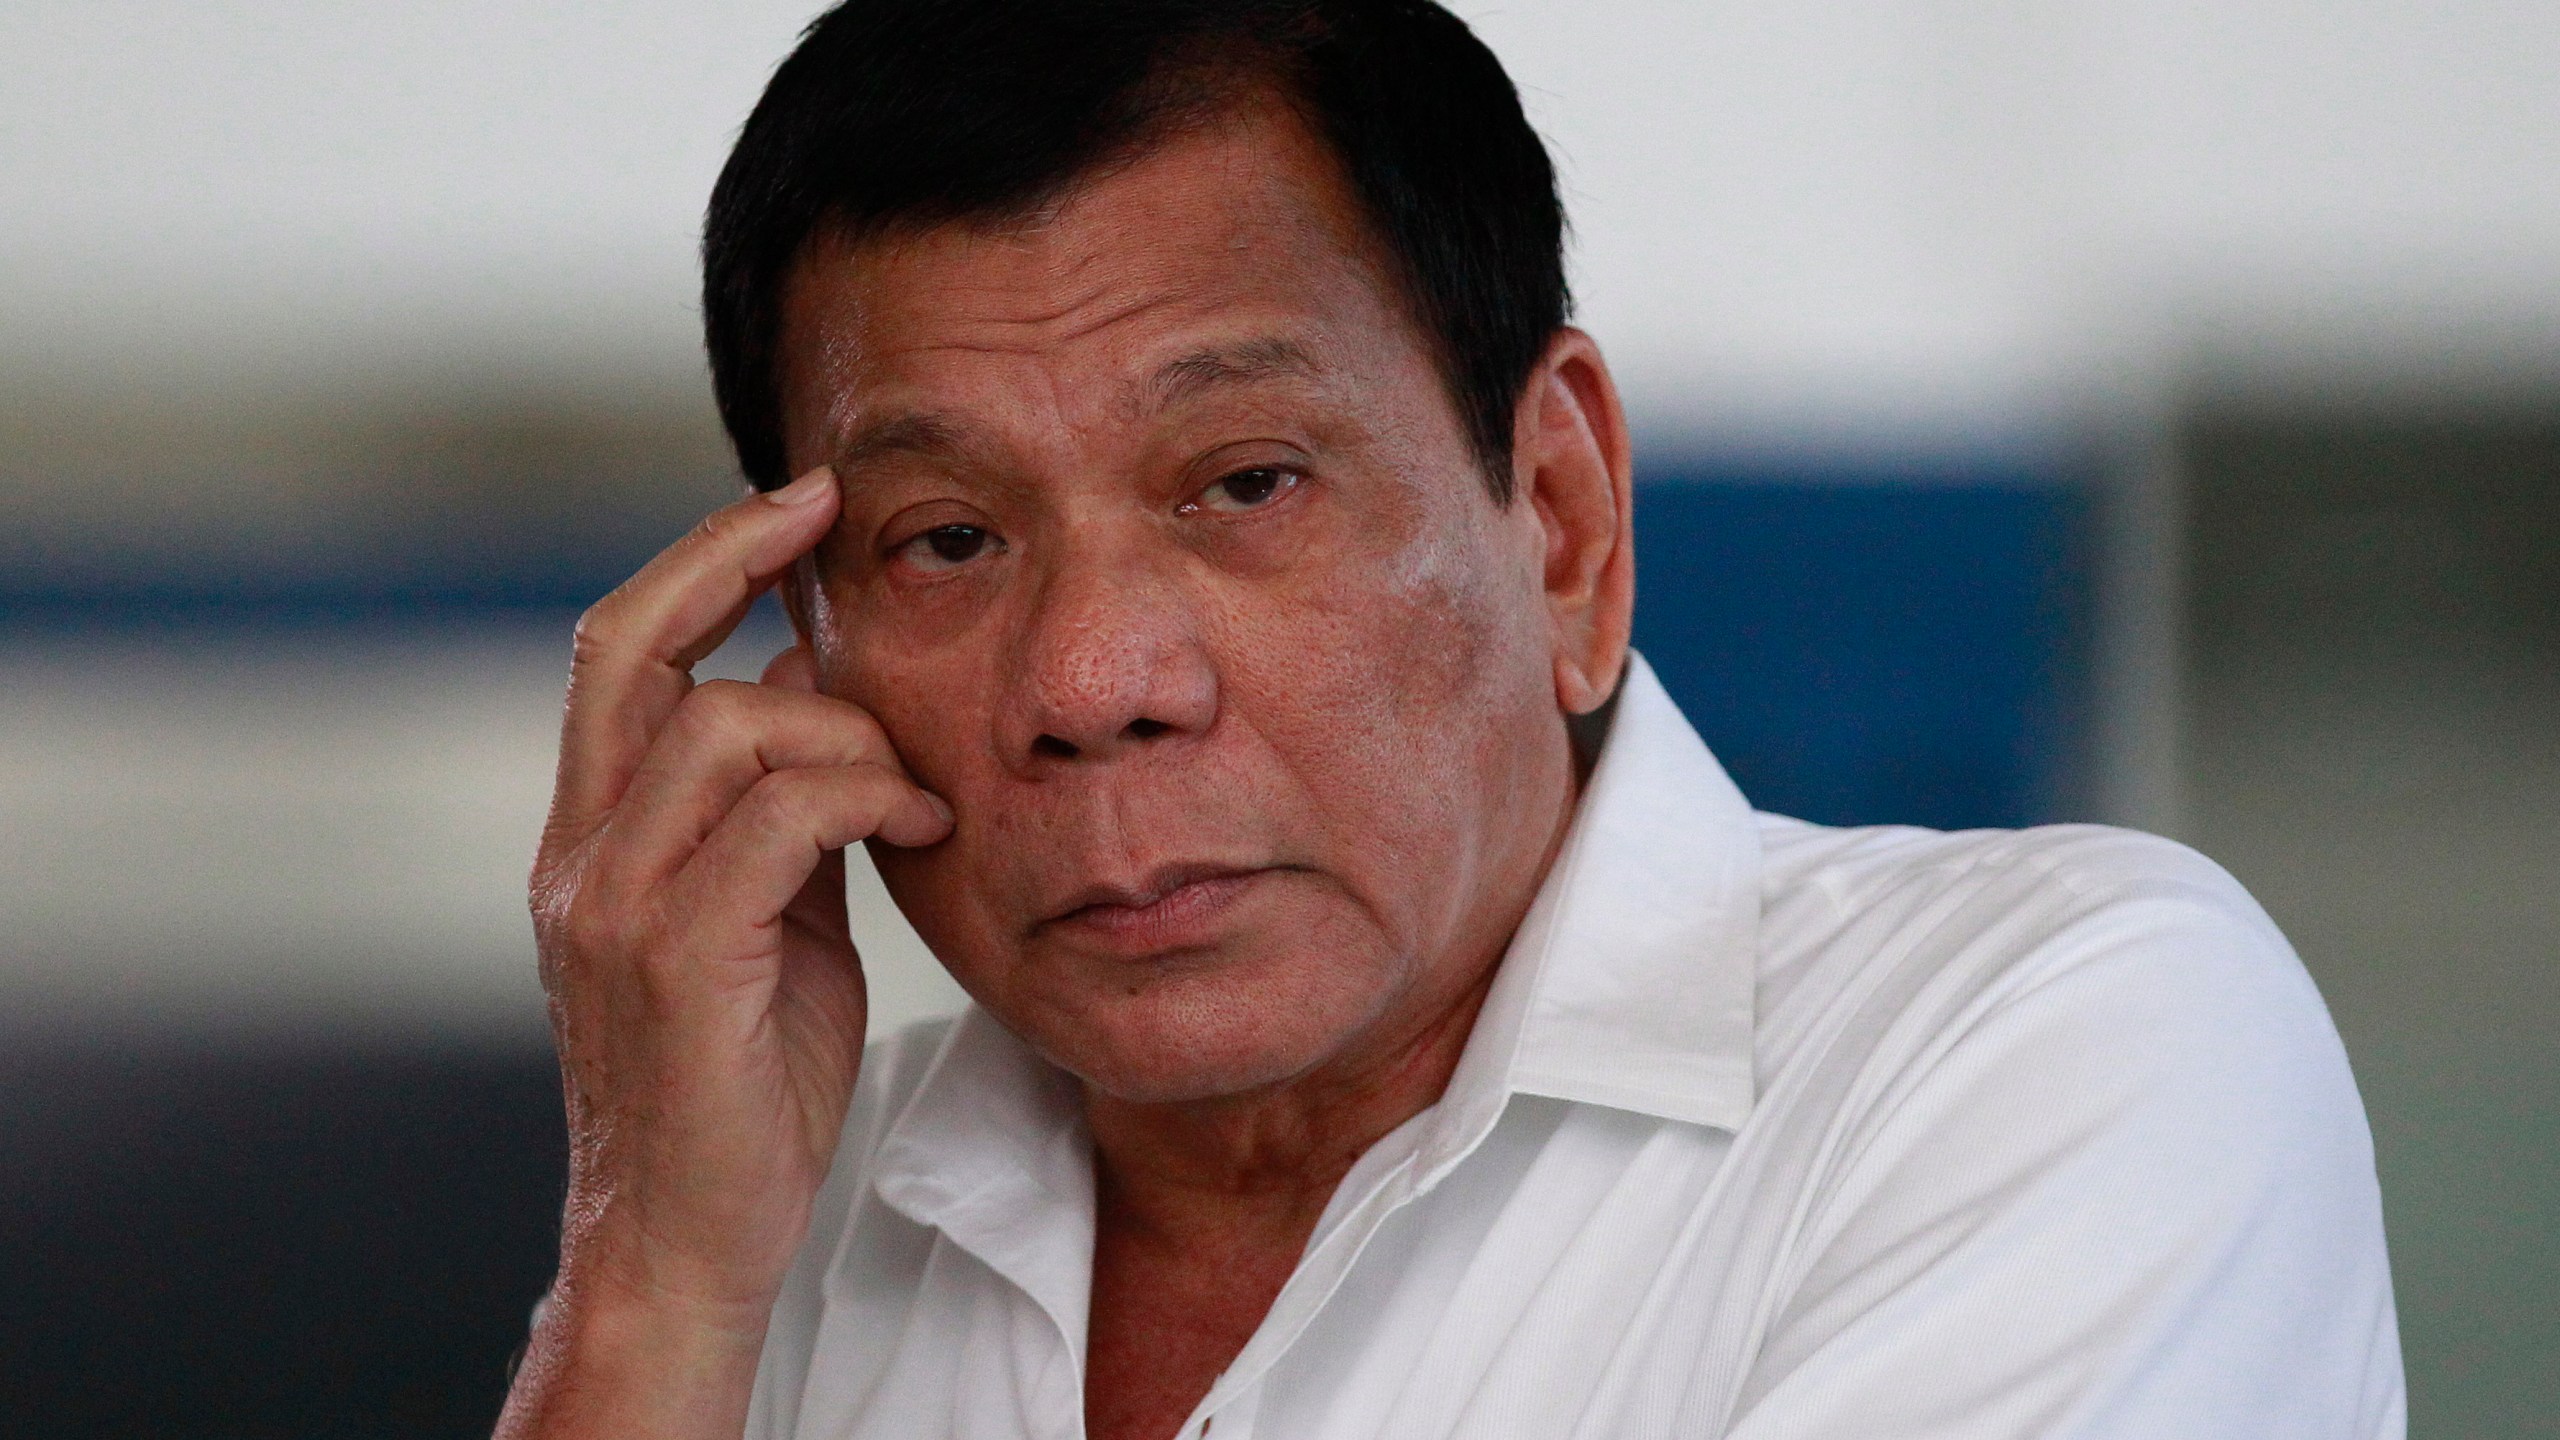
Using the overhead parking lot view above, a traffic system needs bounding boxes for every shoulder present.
[1749,818,2314,1073]
[1740,816,2377,1258]
[1739,816,2383,1288]
[1755,814,2278,941]
[1724,822,2401,1431]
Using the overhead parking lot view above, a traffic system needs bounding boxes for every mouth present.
[1038,863,1275,953]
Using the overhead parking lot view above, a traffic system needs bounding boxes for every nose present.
[997,539,1218,772]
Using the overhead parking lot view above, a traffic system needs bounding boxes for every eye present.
[1189,466,1301,515]
[895,523,1002,572]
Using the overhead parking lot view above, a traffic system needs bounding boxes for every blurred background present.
[3,1,2553,1433]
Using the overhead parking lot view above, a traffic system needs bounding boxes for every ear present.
[1509,327,1634,717]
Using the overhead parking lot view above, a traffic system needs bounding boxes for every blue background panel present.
[1631,471,2092,831]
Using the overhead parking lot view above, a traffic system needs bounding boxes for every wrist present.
[553,1169,809,1320]
[495,1257,775,1440]
[560,1249,780,1347]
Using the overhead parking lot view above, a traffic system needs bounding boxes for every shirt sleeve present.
[1724,846,2406,1440]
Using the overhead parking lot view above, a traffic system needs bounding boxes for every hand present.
[497,468,953,1439]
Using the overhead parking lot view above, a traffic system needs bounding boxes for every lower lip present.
[1053,871,1267,954]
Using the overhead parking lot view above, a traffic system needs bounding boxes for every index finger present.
[547,466,840,841]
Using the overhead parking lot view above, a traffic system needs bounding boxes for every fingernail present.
[769,466,835,507]
[924,793,955,827]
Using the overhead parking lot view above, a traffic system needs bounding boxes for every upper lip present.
[1042,862,1262,925]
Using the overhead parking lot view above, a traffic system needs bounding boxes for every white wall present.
[1470,0,2560,436]
[8,0,2557,436]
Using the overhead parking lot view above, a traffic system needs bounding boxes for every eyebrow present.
[1145,336,1325,413]
[830,410,977,472]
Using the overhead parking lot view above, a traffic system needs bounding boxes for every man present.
[496,2,2404,1437]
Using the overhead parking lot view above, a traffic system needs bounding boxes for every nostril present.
[1124,718,1170,741]
[1033,734,1079,759]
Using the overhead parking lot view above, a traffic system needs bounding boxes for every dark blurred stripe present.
[0,572,623,635]
[0,1036,564,1439]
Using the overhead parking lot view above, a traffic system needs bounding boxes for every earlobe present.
[1517,330,1635,719]
[1555,652,1613,716]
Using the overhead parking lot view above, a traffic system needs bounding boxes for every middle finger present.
[602,679,918,883]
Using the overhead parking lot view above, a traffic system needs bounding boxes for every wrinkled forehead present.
[769,97,1430,461]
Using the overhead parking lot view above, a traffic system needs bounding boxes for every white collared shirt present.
[747,656,2404,1440]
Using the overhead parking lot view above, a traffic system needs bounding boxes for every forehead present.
[774,97,1426,451]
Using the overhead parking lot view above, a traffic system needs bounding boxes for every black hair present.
[702,0,1568,502]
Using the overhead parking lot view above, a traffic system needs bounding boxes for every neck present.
[1081,953,1501,1245]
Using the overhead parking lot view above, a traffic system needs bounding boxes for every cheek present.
[1216,497,1553,865]
[814,622,1011,923]
[1388,511,1544,702]
[1284,496,1541,733]
[810,580,990,783]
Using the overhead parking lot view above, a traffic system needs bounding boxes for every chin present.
[998,942,1405,1106]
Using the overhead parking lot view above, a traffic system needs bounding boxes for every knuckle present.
[836,704,891,756]
[723,764,907,853]
[837,764,908,832]
[741,768,815,832]
[555,894,618,960]
[569,595,626,667]
[680,678,759,738]
[842,759,901,801]
[687,503,750,551]
[533,852,642,965]
[562,894,664,984]
[758,766,870,842]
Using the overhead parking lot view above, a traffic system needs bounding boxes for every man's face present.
[775,98,1582,1104]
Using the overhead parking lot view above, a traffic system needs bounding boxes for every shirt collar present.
[1406,650,1760,1186]
[865,1006,1098,1352]
[865,650,1761,1306]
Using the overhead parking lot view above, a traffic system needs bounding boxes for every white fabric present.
[747,654,2405,1440]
